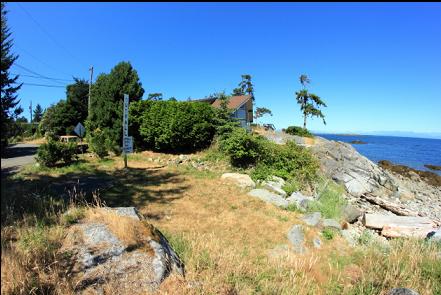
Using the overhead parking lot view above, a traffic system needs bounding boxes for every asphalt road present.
[1,143,39,175]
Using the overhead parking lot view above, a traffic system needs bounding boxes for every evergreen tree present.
[87,61,144,153]
[238,74,254,99]
[1,3,23,151]
[39,78,89,137]
[33,104,44,123]
[232,87,244,96]
[254,107,273,123]
[295,74,326,129]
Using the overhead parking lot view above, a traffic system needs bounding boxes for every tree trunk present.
[303,114,307,129]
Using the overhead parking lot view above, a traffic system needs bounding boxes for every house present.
[195,95,254,129]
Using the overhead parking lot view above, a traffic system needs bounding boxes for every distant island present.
[349,140,367,144]
[425,164,441,171]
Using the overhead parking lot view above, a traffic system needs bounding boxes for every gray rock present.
[310,140,398,198]
[109,207,141,220]
[248,189,289,208]
[322,219,342,230]
[341,229,360,247]
[313,237,322,248]
[221,173,256,189]
[80,223,126,268]
[342,204,362,223]
[287,192,314,210]
[263,131,307,145]
[262,176,287,197]
[427,228,441,242]
[287,225,307,253]
[388,288,419,295]
[60,207,184,293]
[302,212,322,227]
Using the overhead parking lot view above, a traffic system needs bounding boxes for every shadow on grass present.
[1,164,188,225]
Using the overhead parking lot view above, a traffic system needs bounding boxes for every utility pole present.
[88,66,94,118]
[29,100,32,123]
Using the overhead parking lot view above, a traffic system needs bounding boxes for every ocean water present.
[315,134,441,176]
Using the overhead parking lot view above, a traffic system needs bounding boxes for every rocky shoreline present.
[261,132,441,225]
[379,160,441,187]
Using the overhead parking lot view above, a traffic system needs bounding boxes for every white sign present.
[123,94,129,137]
[74,122,85,138]
[123,136,133,153]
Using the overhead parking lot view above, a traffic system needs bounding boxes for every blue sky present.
[6,2,441,135]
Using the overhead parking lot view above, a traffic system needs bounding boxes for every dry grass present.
[84,207,160,249]
[2,152,440,295]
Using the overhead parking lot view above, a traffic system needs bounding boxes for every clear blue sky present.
[7,2,441,135]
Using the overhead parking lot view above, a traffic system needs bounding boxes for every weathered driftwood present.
[381,225,436,238]
[363,213,437,238]
[363,213,435,230]
[361,194,418,216]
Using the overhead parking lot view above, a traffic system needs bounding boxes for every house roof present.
[211,95,252,110]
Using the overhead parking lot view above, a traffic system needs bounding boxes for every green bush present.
[130,100,217,153]
[285,126,313,138]
[36,140,78,167]
[36,140,62,167]
[249,140,319,188]
[322,228,336,240]
[88,128,109,158]
[60,142,78,165]
[218,128,262,167]
[219,128,319,189]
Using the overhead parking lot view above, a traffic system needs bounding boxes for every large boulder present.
[302,212,322,227]
[262,176,287,197]
[287,192,314,211]
[247,189,289,208]
[388,288,419,295]
[59,207,184,294]
[221,173,256,189]
[342,204,363,223]
[310,139,397,197]
[287,225,307,253]
[322,219,342,230]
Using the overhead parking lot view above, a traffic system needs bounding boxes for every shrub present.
[250,140,319,188]
[36,140,78,167]
[131,100,217,153]
[219,128,262,167]
[60,142,78,165]
[285,126,313,137]
[322,228,336,240]
[88,128,109,158]
[36,140,62,167]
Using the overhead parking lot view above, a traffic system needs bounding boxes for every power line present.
[13,63,65,85]
[16,3,85,66]
[12,72,74,82]
[15,44,75,78]
[21,82,66,88]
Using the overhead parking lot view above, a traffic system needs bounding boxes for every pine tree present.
[295,74,326,129]
[33,104,44,123]
[86,61,144,153]
[1,3,23,151]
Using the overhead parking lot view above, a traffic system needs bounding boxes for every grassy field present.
[1,151,440,295]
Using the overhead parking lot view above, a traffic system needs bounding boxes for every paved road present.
[1,143,39,175]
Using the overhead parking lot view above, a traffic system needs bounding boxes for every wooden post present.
[122,94,129,169]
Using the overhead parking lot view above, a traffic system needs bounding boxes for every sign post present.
[122,94,130,168]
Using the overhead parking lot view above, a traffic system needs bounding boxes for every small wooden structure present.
[59,135,80,143]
